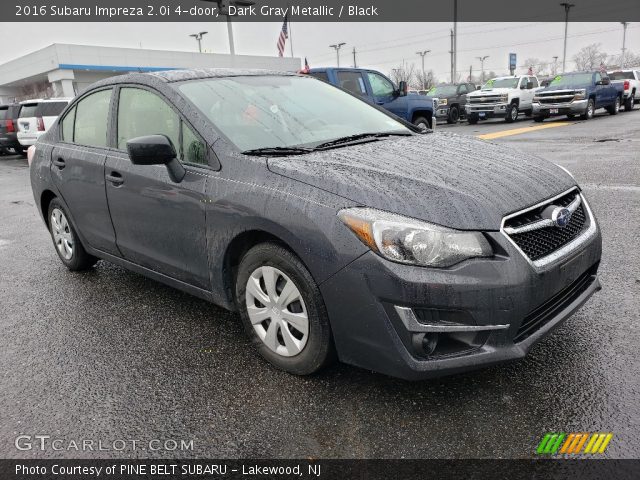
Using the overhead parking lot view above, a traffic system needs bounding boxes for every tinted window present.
[608,71,634,80]
[117,88,180,151]
[182,123,206,165]
[367,72,395,97]
[74,89,112,147]
[336,71,367,96]
[529,77,539,88]
[309,72,329,83]
[36,102,68,117]
[0,108,7,121]
[61,107,76,142]
[458,84,468,94]
[20,104,38,118]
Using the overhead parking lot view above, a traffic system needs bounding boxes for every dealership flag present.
[277,15,288,57]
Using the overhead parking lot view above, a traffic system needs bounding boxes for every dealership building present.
[0,43,301,104]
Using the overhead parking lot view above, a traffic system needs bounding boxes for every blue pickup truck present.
[308,67,436,130]
[532,71,624,122]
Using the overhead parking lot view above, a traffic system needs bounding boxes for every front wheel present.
[580,99,595,120]
[467,114,479,125]
[505,103,518,123]
[566,114,575,119]
[235,243,335,375]
[446,106,460,124]
[47,198,98,271]
[533,116,545,123]
[413,116,432,131]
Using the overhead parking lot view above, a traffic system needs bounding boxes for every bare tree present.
[389,63,416,86]
[608,50,640,69]
[414,69,436,90]
[573,43,608,71]
[523,58,549,76]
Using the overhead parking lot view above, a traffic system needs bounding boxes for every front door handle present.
[53,158,66,169]
[106,171,124,186]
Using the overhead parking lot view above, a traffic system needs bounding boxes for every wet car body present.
[30,69,602,380]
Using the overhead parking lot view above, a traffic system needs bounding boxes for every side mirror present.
[127,134,186,183]
[398,80,408,97]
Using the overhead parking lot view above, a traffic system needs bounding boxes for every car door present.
[519,77,534,109]
[365,71,407,118]
[457,84,468,108]
[104,85,211,289]
[594,72,607,108]
[50,88,119,256]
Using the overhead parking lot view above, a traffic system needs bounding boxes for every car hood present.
[267,133,575,231]
[468,87,512,96]
[540,84,585,92]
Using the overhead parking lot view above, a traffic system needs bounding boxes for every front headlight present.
[500,94,509,102]
[338,208,493,268]
[439,98,448,106]
[574,89,586,100]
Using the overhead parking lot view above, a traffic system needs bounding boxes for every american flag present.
[527,66,534,75]
[277,16,288,57]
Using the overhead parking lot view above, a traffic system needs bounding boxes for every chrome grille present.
[469,95,503,104]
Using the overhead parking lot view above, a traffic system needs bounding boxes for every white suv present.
[608,69,639,111]
[465,75,541,124]
[17,98,72,147]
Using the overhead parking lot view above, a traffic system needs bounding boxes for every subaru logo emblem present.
[552,207,572,228]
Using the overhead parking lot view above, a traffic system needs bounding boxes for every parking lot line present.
[476,122,571,140]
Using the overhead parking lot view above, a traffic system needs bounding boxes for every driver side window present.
[367,72,395,97]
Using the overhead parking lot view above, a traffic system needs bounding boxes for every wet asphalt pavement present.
[1,109,639,460]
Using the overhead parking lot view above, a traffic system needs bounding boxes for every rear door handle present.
[106,171,124,186]
[53,158,65,169]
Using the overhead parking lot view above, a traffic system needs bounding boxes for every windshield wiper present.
[242,146,314,157]
[313,132,412,150]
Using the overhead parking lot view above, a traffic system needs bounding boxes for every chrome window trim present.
[500,187,598,271]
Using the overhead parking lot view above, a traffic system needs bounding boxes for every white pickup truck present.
[465,75,541,124]
[608,69,639,111]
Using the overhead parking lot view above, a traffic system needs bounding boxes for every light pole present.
[621,22,629,67]
[329,43,346,67]
[477,56,489,84]
[189,31,208,53]
[552,56,559,75]
[560,2,575,73]
[416,50,431,90]
[200,0,256,55]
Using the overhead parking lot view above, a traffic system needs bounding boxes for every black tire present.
[624,94,635,111]
[607,96,620,115]
[505,103,518,123]
[580,99,595,120]
[467,114,479,125]
[413,116,432,131]
[446,105,460,124]
[47,198,98,271]
[533,116,545,123]
[235,243,336,375]
[525,109,533,117]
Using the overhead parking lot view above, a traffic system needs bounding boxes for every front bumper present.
[465,102,509,118]
[320,224,602,380]
[533,99,587,117]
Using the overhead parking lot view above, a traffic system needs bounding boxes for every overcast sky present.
[0,22,638,81]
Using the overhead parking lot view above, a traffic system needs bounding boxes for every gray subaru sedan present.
[30,69,602,380]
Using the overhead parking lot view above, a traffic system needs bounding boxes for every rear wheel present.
[446,105,460,124]
[607,96,620,115]
[580,99,595,120]
[505,103,518,123]
[624,94,635,111]
[235,243,335,375]
[47,198,98,271]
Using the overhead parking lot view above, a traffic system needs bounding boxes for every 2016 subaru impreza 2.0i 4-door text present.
[30,69,602,380]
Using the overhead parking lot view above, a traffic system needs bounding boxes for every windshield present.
[483,78,519,89]
[177,75,410,151]
[608,71,634,80]
[427,85,457,96]
[549,73,593,87]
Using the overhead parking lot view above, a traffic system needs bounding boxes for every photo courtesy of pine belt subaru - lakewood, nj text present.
[29,69,602,380]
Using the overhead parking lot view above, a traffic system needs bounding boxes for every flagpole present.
[288,13,294,57]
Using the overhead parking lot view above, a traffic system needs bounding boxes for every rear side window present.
[61,107,76,142]
[36,102,68,117]
[309,72,329,83]
[117,88,180,151]
[336,71,367,96]
[74,89,112,147]
[20,104,38,118]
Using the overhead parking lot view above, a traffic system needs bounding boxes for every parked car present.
[0,104,24,154]
[532,72,624,122]
[17,98,71,147]
[308,67,437,130]
[608,69,640,111]
[465,75,541,124]
[30,69,602,380]
[424,82,476,123]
